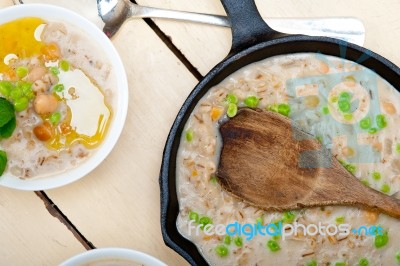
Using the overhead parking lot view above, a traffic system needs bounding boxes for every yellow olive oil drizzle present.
[0,18,112,150]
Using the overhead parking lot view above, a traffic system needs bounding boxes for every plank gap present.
[35,191,96,250]
[130,0,203,81]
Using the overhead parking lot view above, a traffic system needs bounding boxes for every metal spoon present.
[97,0,365,46]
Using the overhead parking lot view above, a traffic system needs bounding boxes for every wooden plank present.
[0,1,86,265]
[137,0,400,75]
[0,188,85,265]
[45,18,196,265]
[0,0,13,8]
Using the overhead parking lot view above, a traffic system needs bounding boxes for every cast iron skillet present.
[160,0,400,265]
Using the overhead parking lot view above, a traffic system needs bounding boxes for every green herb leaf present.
[0,97,15,127]
[0,150,7,176]
[0,117,16,139]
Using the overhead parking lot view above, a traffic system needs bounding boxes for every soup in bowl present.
[0,4,128,190]
[59,248,167,266]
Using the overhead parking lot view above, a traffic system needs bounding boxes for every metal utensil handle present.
[220,0,284,54]
[130,4,230,27]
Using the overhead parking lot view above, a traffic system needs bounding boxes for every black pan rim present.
[160,35,400,266]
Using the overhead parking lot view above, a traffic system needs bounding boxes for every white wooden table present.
[0,0,399,265]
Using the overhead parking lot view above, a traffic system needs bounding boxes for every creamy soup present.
[176,53,400,265]
[0,18,115,179]
[82,259,142,266]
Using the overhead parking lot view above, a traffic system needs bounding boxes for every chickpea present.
[372,142,382,152]
[318,62,330,74]
[344,76,356,87]
[34,94,58,115]
[33,122,53,141]
[363,210,379,224]
[27,66,47,82]
[383,101,396,115]
[342,146,355,157]
[305,95,320,108]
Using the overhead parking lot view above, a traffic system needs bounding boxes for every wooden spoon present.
[217,108,400,219]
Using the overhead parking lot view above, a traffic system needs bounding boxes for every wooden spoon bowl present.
[217,108,400,219]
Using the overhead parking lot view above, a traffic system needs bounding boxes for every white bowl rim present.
[0,4,129,190]
[59,247,167,266]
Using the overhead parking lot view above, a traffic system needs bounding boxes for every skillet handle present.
[220,0,284,54]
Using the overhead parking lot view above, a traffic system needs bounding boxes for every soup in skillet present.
[176,53,400,265]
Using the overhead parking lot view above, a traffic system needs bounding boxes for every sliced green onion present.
[272,235,281,241]
[361,179,370,187]
[335,262,346,266]
[372,171,381,181]
[306,260,317,266]
[360,117,371,129]
[50,112,61,125]
[381,183,390,194]
[199,216,212,230]
[234,236,243,247]
[268,104,279,113]
[226,93,238,104]
[374,231,389,248]
[343,113,353,121]
[339,92,351,102]
[185,129,193,142]
[282,211,295,223]
[358,258,369,266]
[335,216,345,224]
[321,106,329,115]
[376,114,387,129]
[396,143,400,153]
[395,251,400,264]
[368,127,378,135]
[330,96,338,103]
[227,103,238,118]
[278,103,291,117]
[12,96,26,111]
[189,211,199,223]
[53,84,65,92]
[345,163,356,175]
[338,100,351,113]
[16,66,28,78]
[13,97,29,112]
[256,217,263,227]
[59,60,70,72]
[210,174,218,184]
[20,82,32,95]
[9,87,23,101]
[0,81,13,97]
[49,66,60,75]
[25,91,35,100]
[266,239,280,252]
[223,235,231,245]
[244,96,260,108]
[215,244,229,257]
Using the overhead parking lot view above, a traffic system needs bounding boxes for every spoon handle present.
[360,185,400,219]
[130,3,229,27]
[129,4,365,46]
[319,164,400,220]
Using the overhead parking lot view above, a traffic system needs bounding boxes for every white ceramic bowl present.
[0,4,128,190]
[60,248,167,266]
